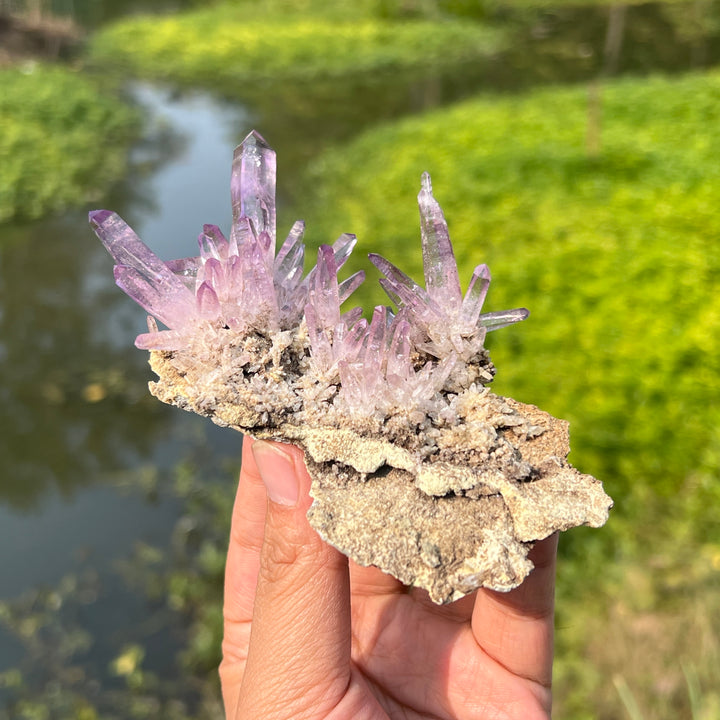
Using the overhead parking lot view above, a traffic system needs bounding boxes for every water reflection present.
[0,87,249,511]
[0,86,252,704]
[493,2,720,87]
[0,87,252,657]
[0,213,170,509]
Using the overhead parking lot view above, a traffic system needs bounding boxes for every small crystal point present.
[89,209,113,230]
[196,281,221,319]
[166,257,199,277]
[231,130,277,249]
[338,270,366,304]
[418,173,462,308]
[331,233,357,270]
[113,264,197,329]
[90,211,198,328]
[135,328,185,351]
[480,308,530,331]
[460,263,491,328]
[370,253,442,323]
[199,224,230,261]
[311,244,341,329]
[275,220,305,273]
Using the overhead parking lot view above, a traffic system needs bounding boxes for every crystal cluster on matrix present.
[90,130,612,603]
[91,130,528,430]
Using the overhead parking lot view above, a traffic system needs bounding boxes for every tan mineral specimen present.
[92,132,612,604]
[148,333,612,604]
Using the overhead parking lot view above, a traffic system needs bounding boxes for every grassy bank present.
[299,70,720,716]
[304,70,720,504]
[88,5,503,90]
[0,65,139,224]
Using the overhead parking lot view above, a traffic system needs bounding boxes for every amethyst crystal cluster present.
[91,131,612,603]
[91,131,526,422]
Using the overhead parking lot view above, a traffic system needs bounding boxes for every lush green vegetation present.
[305,70,720,504]
[0,65,139,224]
[88,5,503,89]
[299,70,720,716]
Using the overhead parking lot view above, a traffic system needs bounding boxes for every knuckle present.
[258,531,340,591]
[262,532,305,573]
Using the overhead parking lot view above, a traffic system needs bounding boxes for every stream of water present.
[0,85,249,680]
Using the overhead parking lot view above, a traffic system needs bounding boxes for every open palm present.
[220,437,556,720]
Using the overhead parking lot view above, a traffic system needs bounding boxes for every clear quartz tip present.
[240,129,270,151]
[420,172,432,194]
[231,130,272,168]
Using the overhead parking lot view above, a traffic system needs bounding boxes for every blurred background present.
[0,0,719,717]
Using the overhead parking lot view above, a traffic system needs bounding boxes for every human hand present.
[220,436,556,720]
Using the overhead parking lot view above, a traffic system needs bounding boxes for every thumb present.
[235,440,351,718]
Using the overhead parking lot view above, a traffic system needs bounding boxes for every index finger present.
[219,436,268,704]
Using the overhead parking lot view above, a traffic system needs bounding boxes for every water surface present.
[0,86,249,683]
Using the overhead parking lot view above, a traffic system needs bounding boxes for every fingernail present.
[252,441,299,507]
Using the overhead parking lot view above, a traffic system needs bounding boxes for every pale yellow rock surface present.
[148,334,613,604]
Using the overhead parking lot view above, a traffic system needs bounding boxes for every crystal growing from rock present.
[369,173,529,362]
[91,131,360,352]
[90,130,612,603]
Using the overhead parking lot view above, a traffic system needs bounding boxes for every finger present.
[223,436,269,625]
[236,441,352,718]
[349,559,405,598]
[409,585,478,622]
[219,436,269,709]
[471,533,558,690]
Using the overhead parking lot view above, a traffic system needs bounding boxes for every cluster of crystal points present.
[91,131,611,603]
[91,130,528,425]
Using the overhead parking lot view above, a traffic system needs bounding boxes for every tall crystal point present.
[419,172,462,308]
[371,173,529,360]
[232,130,276,249]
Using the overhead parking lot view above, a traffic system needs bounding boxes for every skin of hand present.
[220,436,557,720]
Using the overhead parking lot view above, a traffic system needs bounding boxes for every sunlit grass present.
[88,6,504,89]
[299,69,720,716]
[303,69,720,505]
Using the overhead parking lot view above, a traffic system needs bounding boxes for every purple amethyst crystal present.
[369,172,528,362]
[90,130,528,414]
[91,131,360,352]
[90,131,612,604]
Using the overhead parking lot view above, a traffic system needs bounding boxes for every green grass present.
[303,70,720,507]
[0,65,140,224]
[88,5,503,90]
[299,70,720,716]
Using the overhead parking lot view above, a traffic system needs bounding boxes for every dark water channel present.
[0,86,249,688]
[1,0,719,708]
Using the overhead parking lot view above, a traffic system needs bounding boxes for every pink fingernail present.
[251,441,299,507]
